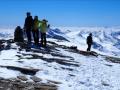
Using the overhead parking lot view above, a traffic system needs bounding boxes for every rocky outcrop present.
[0,66,39,75]
[0,77,58,90]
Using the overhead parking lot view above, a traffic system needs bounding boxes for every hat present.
[42,19,48,22]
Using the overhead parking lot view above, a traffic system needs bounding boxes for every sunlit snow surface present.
[0,27,120,90]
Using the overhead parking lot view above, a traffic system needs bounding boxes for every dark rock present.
[102,81,110,86]
[17,76,28,81]
[47,80,62,84]
[0,77,58,90]
[61,67,74,71]
[30,76,42,82]
[104,64,113,67]
[69,46,77,50]
[0,65,39,75]
[105,56,120,64]
[79,51,98,57]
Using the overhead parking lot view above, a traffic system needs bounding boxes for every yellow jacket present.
[33,20,41,30]
[40,22,47,33]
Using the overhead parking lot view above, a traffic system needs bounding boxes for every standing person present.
[40,19,49,47]
[86,33,93,51]
[32,16,40,45]
[24,12,33,44]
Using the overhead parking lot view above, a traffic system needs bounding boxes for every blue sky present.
[0,0,120,27]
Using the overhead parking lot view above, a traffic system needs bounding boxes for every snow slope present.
[0,27,120,90]
[1,26,120,56]
[0,40,120,90]
[50,27,120,56]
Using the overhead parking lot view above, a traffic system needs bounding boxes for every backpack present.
[14,26,24,42]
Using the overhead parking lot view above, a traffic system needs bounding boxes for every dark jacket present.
[87,35,93,45]
[24,16,33,30]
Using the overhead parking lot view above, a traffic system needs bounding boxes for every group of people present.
[14,12,49,47]
[24,12,49,47]
[14,12,93,51]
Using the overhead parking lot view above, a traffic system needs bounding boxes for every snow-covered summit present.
[0,27,120,90]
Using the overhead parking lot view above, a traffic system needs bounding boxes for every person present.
[14,26,24,42]
[86,33,93,51]
[32,16,41,45]
[24,12,33,44]
[40,19,49,47]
